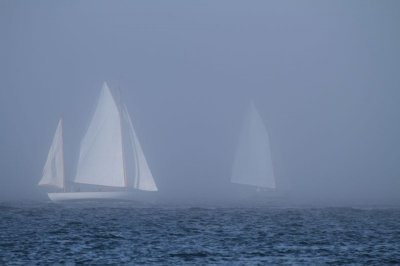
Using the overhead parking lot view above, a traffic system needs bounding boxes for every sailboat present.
[38,82,158,202]
[231,102,276,192]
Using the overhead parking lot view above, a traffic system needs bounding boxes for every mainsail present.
[73,82,158,191]
[74,83,125,187]
[231,102,276,189]
[122,104,158,191]
[38,119,65,189]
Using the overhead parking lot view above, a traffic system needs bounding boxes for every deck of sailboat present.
[48,191,157,203]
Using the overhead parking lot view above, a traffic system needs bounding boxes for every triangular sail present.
[74,82,126,187]
[231,102,276,189]
[39,119,64,189]
[122,104,158,191]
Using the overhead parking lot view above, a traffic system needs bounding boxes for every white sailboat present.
[231,102,276,191]
[38,82,158,202]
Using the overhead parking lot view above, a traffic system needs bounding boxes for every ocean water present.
[0,202,399,265]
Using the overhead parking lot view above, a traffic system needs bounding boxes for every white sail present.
[74,82,126,187]
[122,104,158,191]
[231,102,276,189]
[39,119,64,189]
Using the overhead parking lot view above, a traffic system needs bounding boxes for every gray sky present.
[1,1,399,203]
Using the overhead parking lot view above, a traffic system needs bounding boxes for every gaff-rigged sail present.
[231,102,276,189]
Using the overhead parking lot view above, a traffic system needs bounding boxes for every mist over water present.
[1,2,400,265]
[0,1,399,205]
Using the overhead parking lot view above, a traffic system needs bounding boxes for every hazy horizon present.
[1,1,399,204]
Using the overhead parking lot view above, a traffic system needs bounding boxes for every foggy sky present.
[1,1,399,203]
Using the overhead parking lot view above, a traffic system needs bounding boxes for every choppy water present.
[0,202,399,265]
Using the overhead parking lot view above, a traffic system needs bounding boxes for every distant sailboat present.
[38,82,158,202]
[231,102,276,190]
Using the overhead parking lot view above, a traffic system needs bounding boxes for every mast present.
[132,125,140,189]
[116,87,128,188]
[120,112,128,188]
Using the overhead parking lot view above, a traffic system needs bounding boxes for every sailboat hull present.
[48,191,156,203]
